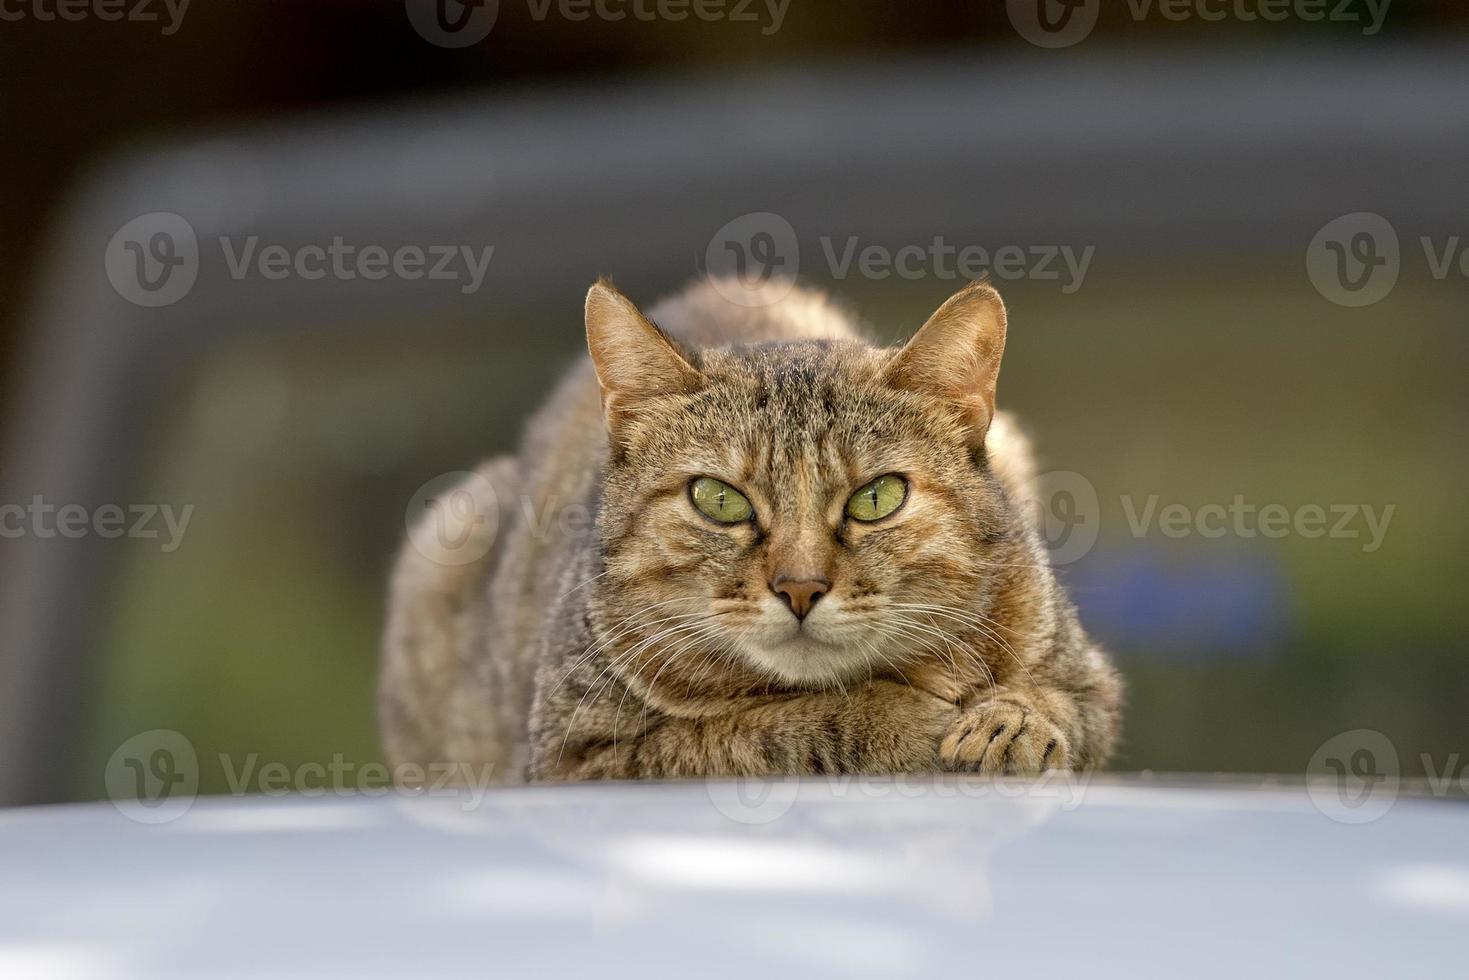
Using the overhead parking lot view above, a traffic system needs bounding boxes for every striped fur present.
[380,278,1121,782]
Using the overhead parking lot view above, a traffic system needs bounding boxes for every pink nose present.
[771,575,830,620]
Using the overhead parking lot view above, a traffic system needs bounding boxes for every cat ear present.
[585,279,704,438]
[883,281,1008,444]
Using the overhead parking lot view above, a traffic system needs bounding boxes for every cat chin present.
[736,631,874,687]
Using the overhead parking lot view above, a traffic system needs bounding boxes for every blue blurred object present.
[1068,548,1292,660]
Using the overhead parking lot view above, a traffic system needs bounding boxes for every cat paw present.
[939,697,1070,774]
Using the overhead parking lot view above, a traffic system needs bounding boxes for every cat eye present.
[846,474,907,522]
[690,477,754,523]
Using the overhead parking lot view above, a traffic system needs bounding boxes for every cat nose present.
[770,575,830,620]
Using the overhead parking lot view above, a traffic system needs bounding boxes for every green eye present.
[846,474,907,522]
[690,477,753,523]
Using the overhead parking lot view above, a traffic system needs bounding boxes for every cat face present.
[587,281,1011,690]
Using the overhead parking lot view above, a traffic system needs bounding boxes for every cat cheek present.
[683,518,755,550]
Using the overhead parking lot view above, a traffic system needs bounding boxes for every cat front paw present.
[939,696,1070,774]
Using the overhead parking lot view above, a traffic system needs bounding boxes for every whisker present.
[555,617,716,767]
[639,627,747,734]
[890,603,1040,693]
[880,618,973,692]
[612,621,725,762]
[555,568,610,601]
[894,601,1047,640]
[542,597,707,701]
[890,613,1000,692]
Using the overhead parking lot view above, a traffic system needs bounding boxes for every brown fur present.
[380,277,1122,782]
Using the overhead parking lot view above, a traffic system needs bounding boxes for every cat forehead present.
[696,339,888,394]
[650,340,956,471]
[612,339,968,477]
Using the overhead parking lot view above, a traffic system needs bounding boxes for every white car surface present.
[2,777,1464,978]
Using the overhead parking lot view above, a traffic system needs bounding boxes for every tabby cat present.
[380,277,1121,781]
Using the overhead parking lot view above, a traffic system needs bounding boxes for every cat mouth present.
[775,627,838,648]
[765,616,834,644]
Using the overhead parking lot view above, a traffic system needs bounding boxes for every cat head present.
[585,279,1015,691]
